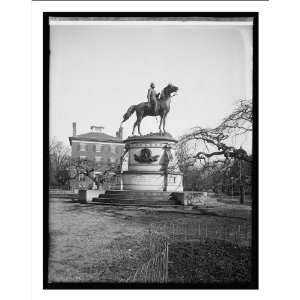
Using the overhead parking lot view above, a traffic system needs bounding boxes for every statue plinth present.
[115,133,183,192]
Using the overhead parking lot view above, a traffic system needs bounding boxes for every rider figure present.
[147,82,160,114]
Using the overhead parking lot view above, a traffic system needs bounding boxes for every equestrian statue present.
[121,83,179,135]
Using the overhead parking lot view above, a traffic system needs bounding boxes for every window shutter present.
[93,144,96,152]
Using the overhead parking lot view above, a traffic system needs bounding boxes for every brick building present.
[69,123,125,190]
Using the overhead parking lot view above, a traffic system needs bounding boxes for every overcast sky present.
[49,21,252,150]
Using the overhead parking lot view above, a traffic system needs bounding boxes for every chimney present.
[72,122,77,136]
[118,126,123,140]
[91,126,104,133]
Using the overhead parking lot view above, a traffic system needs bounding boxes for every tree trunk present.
[239,184,245,204]
[163,171,168,192]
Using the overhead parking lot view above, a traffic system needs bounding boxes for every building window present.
[79,173,85,181]
[117,146,124,154]
[96,156,105,164]
[80,155,86,160]
[111,145,117,154]
[96,144,102,152]
[80,143,86,152]
[100,144,109,153]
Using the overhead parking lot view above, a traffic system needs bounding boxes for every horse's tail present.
[122,105,136,123]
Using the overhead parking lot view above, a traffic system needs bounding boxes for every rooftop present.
[69,132,123,145]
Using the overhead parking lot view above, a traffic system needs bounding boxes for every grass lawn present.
[168,240,251,283]
[48,197,251,283]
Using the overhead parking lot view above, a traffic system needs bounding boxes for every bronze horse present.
[121,83,179,135]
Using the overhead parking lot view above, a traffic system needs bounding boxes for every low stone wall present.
[49,189,74,194]
[171,191,220,206]
[79,189,105,203]
[49,189,78,200]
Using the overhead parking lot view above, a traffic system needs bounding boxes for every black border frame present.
[43,12,258,290]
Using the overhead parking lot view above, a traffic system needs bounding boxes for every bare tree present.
[179,99,253,203]
[49,139,71,187]
[70,158,118,190]
[180,99,252,163]
[175,140,196,173]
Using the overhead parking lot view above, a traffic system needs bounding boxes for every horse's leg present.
[132,119,138,135]
[163,113,168,134]
[159,115,163,134]
[132,112,140,135]
[137,113,144,136]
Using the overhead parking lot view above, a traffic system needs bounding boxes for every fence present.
[49,188,74,194]
[49,189,79,200]
[126,240,169,283]
[126,221,251,283]
[150,221,251,247]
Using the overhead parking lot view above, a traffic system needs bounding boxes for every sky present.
[49,21,252,151]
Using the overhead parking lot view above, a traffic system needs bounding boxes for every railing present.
[127,242,169,283]
[150,221,251,247]
[125,221,251,283]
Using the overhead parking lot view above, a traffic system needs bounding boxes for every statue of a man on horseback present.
[147,82,160,114]
[121,83,179,136]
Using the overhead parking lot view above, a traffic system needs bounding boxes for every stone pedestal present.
[115,133,183,192]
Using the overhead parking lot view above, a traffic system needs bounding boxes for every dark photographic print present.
[45,13,258,289]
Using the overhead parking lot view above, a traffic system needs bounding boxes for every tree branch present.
[194,151,225,159]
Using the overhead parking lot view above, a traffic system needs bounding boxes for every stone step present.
[95,196,173,202]
[91,201,180,208]
[98,195,171,201]
[103,195,171,200]
[101,190,172,201]
[92,197,177,206]
[105,190,171,196]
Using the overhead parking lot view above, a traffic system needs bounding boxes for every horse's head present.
[162,83,179,98]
